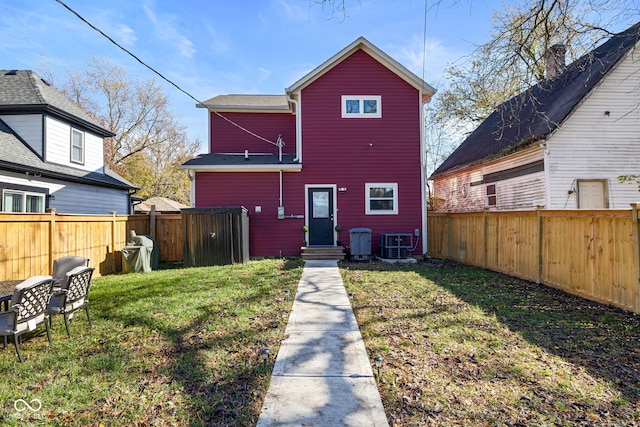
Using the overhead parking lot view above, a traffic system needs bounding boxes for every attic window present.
[342,95,382,118]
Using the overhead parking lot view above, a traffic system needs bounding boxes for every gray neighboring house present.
[0,70,136,214]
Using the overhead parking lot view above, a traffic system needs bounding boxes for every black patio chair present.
[0,276,54,362]
[48,266,94,338]
[52,256,89,288]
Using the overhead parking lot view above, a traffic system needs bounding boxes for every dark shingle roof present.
[0,119,134,190]
[182,152,298,167]
[431,22,640,178]
[0,70,114,137]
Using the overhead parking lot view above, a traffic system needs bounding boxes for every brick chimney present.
[545,44,566,80]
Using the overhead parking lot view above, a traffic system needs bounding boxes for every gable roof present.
[286,36,436,103]
[0,118,134,190]
[196,37,437,113]
[431,22,640,178]
[0,70,114,137]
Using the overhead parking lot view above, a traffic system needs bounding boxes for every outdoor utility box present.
[182,207,249,267]
[349,228,372,261]
[379,233,412,259]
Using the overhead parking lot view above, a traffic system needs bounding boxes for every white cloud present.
[393,35,466,86]
[270,0,309,22]
[142,2,196,59]
[113,23,137,46]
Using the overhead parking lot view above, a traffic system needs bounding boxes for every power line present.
[54,0,280,147]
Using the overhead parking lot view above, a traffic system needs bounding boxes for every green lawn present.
[342,260,640,426]
[2,258,639,426]
[0,259,303,426]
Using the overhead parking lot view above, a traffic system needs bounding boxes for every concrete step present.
[301,245,345,260]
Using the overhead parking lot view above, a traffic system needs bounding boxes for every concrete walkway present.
[257,260,389,427]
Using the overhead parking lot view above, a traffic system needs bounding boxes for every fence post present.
[111,211,117,274]
[537,206,544,284]
[150,205,157,240]
[630,203,640,313]
[447,214,453,260]
[48,208,57,274]
[483,209,488,269]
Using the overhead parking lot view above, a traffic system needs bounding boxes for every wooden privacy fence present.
[427,206,640,313]
[0,210,183,280]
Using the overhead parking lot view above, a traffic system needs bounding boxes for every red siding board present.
[196,49,425,257]
[210,112,295,154]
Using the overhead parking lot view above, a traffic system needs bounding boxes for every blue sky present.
[1,0,502,150]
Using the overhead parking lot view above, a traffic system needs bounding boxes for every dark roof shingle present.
[431,23,640,178]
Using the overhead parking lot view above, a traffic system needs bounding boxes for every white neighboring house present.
[430,23,640,211]
[0,70,136,214]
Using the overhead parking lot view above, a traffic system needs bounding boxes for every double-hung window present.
[342,95,382,118]
[2,190,45,213]
[366,183,398,214]
[486,184,497,207]
[71,128,84,164]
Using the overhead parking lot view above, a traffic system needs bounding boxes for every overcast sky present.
[2,0,515,149]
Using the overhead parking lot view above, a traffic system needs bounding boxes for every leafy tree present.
[50,57,199,204]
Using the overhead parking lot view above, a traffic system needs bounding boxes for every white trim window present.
[341,95,382,118]
[366,183,398,214]
[2,190,45,213]
[71,128,85,164]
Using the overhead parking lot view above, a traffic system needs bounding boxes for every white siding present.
[433,147,545,211]
[548,45,640,209]
[44,116,104,172]
[0,114,43,156]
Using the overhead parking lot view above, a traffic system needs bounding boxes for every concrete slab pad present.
[272,330,374,377]
[285,303,358,332]
[257,375,388,427]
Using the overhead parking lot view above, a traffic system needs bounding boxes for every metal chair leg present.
[45,319,52,345]
[14,334,23,363]
[63,313,72,338]
[85,306,93,328]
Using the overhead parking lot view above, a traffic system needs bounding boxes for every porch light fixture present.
[260,348,270,365]
[373,355,383,377]
[338,187,347,193]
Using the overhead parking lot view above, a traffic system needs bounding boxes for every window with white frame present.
[341,95,382,118]
[2,190,45,213]
[366,183,398,214]
[71,128,84,164]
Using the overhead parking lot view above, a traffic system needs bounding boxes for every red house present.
[182,37,435,258]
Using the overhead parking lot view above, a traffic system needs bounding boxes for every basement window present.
[342,95,382,118]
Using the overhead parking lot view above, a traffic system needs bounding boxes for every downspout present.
[420,91,428,255]
[287,96,302,163]
[541,140,551,208]
[187,169,195,207]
